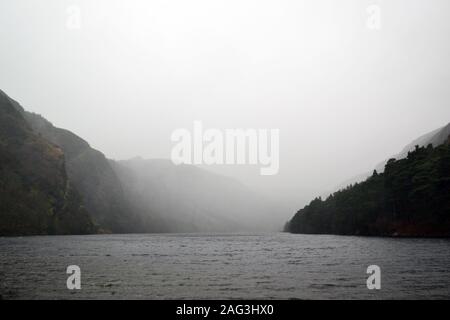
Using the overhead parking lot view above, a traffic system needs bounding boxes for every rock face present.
[0,90,96,236]
[23,111,145,233]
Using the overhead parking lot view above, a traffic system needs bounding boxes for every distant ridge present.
[111,157,282,232]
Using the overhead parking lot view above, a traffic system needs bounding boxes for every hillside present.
[332,123,450,191]
[286,139,450,237]
[1,90,280,235]
[0,90,96,235]
[23,112,282,233]
[112,158,282,232]
[22,112,146,233]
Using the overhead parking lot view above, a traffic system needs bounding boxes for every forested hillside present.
[286,140,450,237]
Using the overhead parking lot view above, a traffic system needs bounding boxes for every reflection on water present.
[0,233,449,299]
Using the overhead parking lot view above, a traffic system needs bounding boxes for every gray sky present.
[1,0,450,208]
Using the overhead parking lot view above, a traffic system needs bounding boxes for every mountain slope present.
[0,90,96,236]
[22,112,145,233]
[1,89,282,234]
[332,123,450,192]
[286,137,450,237]
[112,158,282,232]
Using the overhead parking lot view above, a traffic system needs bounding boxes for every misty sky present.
[1,0,450,208]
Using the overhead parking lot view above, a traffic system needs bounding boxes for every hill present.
[286,138,450,237]
[332,123,450,191]
[112,158,281,232]
[0,90,96,235]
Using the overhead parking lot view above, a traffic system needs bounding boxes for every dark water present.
[0,233,449,299]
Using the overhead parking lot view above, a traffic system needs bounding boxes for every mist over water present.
[1,234,450,299]
[1,0,450,223]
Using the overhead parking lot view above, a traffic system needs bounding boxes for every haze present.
[1,0,450,214]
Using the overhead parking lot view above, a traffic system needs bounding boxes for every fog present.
[1,0,450,217]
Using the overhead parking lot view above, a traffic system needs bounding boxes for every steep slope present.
[286,138,450,237]
[375,123,450,172]
[0,90,96,236]
[112,158,282,232]
[22,112,145,233]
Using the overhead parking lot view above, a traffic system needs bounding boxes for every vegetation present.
[286,140,450,237]
[0,90,96,235]
[2,88,449,237]
[24,112,146,233]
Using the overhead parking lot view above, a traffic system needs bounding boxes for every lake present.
[0,233,449,299]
